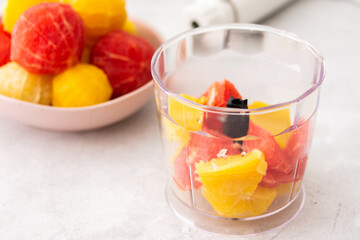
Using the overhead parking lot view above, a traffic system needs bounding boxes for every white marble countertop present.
[1,0,360,239]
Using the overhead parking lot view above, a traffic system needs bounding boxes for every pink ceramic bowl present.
[0,19,163,132]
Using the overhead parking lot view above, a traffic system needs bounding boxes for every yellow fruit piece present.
[161,116,190,146]
[168,94,208,132]
[122,20,137,35]
[52,63,112,107]
[196,149,267,196]
[2,0,59,33]
[61,0,127,46]
[0,62,52,105]
[249,101,291,149]
[202,186,277,218]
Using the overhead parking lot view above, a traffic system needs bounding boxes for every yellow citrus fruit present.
[122,20,137,35]
[249,101,291,149]
[196,149,267,196]
[168,94,208,132]
[61,0,127,46]
[202,186,277,218]
[2,0,59,33]
[52,63,112,107]
[0,62,52,105]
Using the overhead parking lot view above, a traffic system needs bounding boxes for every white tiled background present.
[0,0,360,239]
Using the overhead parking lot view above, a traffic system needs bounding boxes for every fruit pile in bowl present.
[0,0,162,131]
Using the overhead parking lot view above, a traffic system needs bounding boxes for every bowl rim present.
[151,23,326,115]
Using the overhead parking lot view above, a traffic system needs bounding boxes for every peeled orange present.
[0,62,52,105]
[52,63,112,107]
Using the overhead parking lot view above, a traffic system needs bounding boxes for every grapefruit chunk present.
[202,79,242,107]
[260,120,312,187]
[243,121,292,174]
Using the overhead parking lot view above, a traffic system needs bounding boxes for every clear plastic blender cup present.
[151,24,325,236]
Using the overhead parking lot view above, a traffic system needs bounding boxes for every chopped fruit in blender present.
[202,79,242,107]
[61,0,127,46]
[168,94,208,132]
[168,78,313,218]
[223,97,249,139]
[52,64,112,107]
[0,23,11,67]
[195,149,267,196]
[2,0,59,33]
[0,62,52,105]
[249,101,291,149]
[11,2,85,74]
[91,30,154,98]
[201,186,276,218]
[173,133,241,190]
[243,121,292,174]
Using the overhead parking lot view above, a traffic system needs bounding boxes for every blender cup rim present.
[151,23,326,115]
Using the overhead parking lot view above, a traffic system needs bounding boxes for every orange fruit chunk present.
[195,149,278,217]
[0,62,52,105]
[52,63,112,107]
[195,149,267,196]
[202,186,276,218]
[161,116,189,146]
[168,94,208,132]
[249,101,291,149]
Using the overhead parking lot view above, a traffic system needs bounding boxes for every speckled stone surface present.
[0,0,360,239]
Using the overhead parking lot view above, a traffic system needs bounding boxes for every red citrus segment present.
[260,119,312,187]
[91,30,154,98]
[260,155,308,188]
[0,23,11,67]
[173,148,201,191]
[243,121,292,174]
[11,3,85,74]
[284,119,312,161]
[202,79,242,107]
[202,79,242,137]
